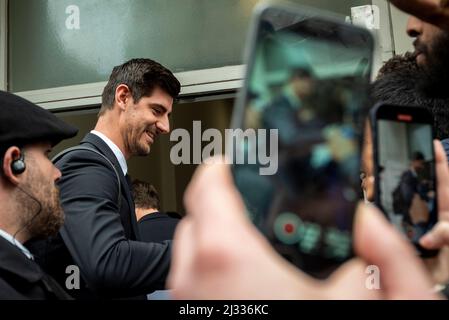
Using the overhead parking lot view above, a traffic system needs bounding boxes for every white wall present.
[378,121,409,213]
[389,4,414,54]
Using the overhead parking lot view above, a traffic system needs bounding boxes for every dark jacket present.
[29,133,171,299]
[393,169,422,220]
[138,212,180,243]
[0,237,71,300]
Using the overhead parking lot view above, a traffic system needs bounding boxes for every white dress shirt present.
[0,228,34,259]
[91,130,128,175]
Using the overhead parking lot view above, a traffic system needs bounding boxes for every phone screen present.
[231,5,373,278]
[375,109,438,255]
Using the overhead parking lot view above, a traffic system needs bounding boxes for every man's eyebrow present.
[151,104,166,111]
[151,104,171,116]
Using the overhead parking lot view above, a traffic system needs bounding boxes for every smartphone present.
[370,103,438,257]
[230,3,373,278]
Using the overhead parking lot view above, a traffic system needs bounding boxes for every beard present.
[122,120,155,157]
[417,32,449,99]
[15,167,64,240]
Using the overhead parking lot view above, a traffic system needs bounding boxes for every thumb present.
[420,221,449,250]
[354,204,437,299]
[434,140,449,219]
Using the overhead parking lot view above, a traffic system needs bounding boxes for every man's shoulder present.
[55,133,123,176]
[54,144,123,200]
[139,213,180,224]
[54,145,116,173]
[401,170,414,179]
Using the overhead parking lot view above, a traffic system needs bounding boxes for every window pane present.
[9,0,371,92]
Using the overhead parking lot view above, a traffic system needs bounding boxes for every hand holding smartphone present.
[230,3,373,278]
[370,103,439,257]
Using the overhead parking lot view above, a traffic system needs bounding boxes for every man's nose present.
[406,16,423,38]
[156,116,170,134]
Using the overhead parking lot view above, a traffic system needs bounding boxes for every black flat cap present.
[0,90,78,147]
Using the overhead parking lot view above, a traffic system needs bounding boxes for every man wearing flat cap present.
[0,90,78,299]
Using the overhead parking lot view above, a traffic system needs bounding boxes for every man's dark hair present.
[376,52,419,79]
[291,67,313,80]
[99,58,181,116]
[412,151,425,161]
[132,179,160,211]
[372,52,422,106]
[0,146,6,177]
[371,53,449,140]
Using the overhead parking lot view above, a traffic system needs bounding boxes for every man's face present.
[291,75,314,99]
[412,159,425,173]
[120,86,173,157]
[407,4,449,97]
[407,14,445,68]
[17,143,64,239]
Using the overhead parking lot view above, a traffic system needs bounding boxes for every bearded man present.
[0,90,78,299]
[384,0,449,98]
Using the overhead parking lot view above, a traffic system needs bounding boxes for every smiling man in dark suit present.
[32,59,180,299]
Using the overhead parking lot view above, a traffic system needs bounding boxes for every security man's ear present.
[1,147,24,185]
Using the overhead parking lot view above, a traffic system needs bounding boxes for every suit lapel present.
[0,237,43,283]
[80,133,139,238]
[0,237,72,299]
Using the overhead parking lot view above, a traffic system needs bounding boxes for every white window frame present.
[14,65,245,111]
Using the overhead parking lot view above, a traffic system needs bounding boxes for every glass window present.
[9,0,371,92]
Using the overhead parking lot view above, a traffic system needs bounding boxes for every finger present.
[388,0,449,30]
[182,157,267,275]
[183,156,255,249]
[167,218,196,298]
[354,204,437,299]
[420,221,449,250]
[184,156,246,222]
[388,0,442,16]
[327,258,381,300]
[435,140,449,219]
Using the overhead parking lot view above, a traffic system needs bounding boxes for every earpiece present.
[11,152,26,175]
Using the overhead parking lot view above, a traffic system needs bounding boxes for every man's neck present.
[0,219,28,244]
[95,114,130,159]
[136,207,159,221]
[0,192,28,243]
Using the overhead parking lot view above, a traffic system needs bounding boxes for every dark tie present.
[125,173,141,239]
[125,174,133,191]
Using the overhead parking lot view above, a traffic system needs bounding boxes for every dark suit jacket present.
[399,170,419,206]
[262,95,300,145]
[0,237,71,300]
[138,212,180,243]
[393,170,424,224]
[29,133,171,299]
